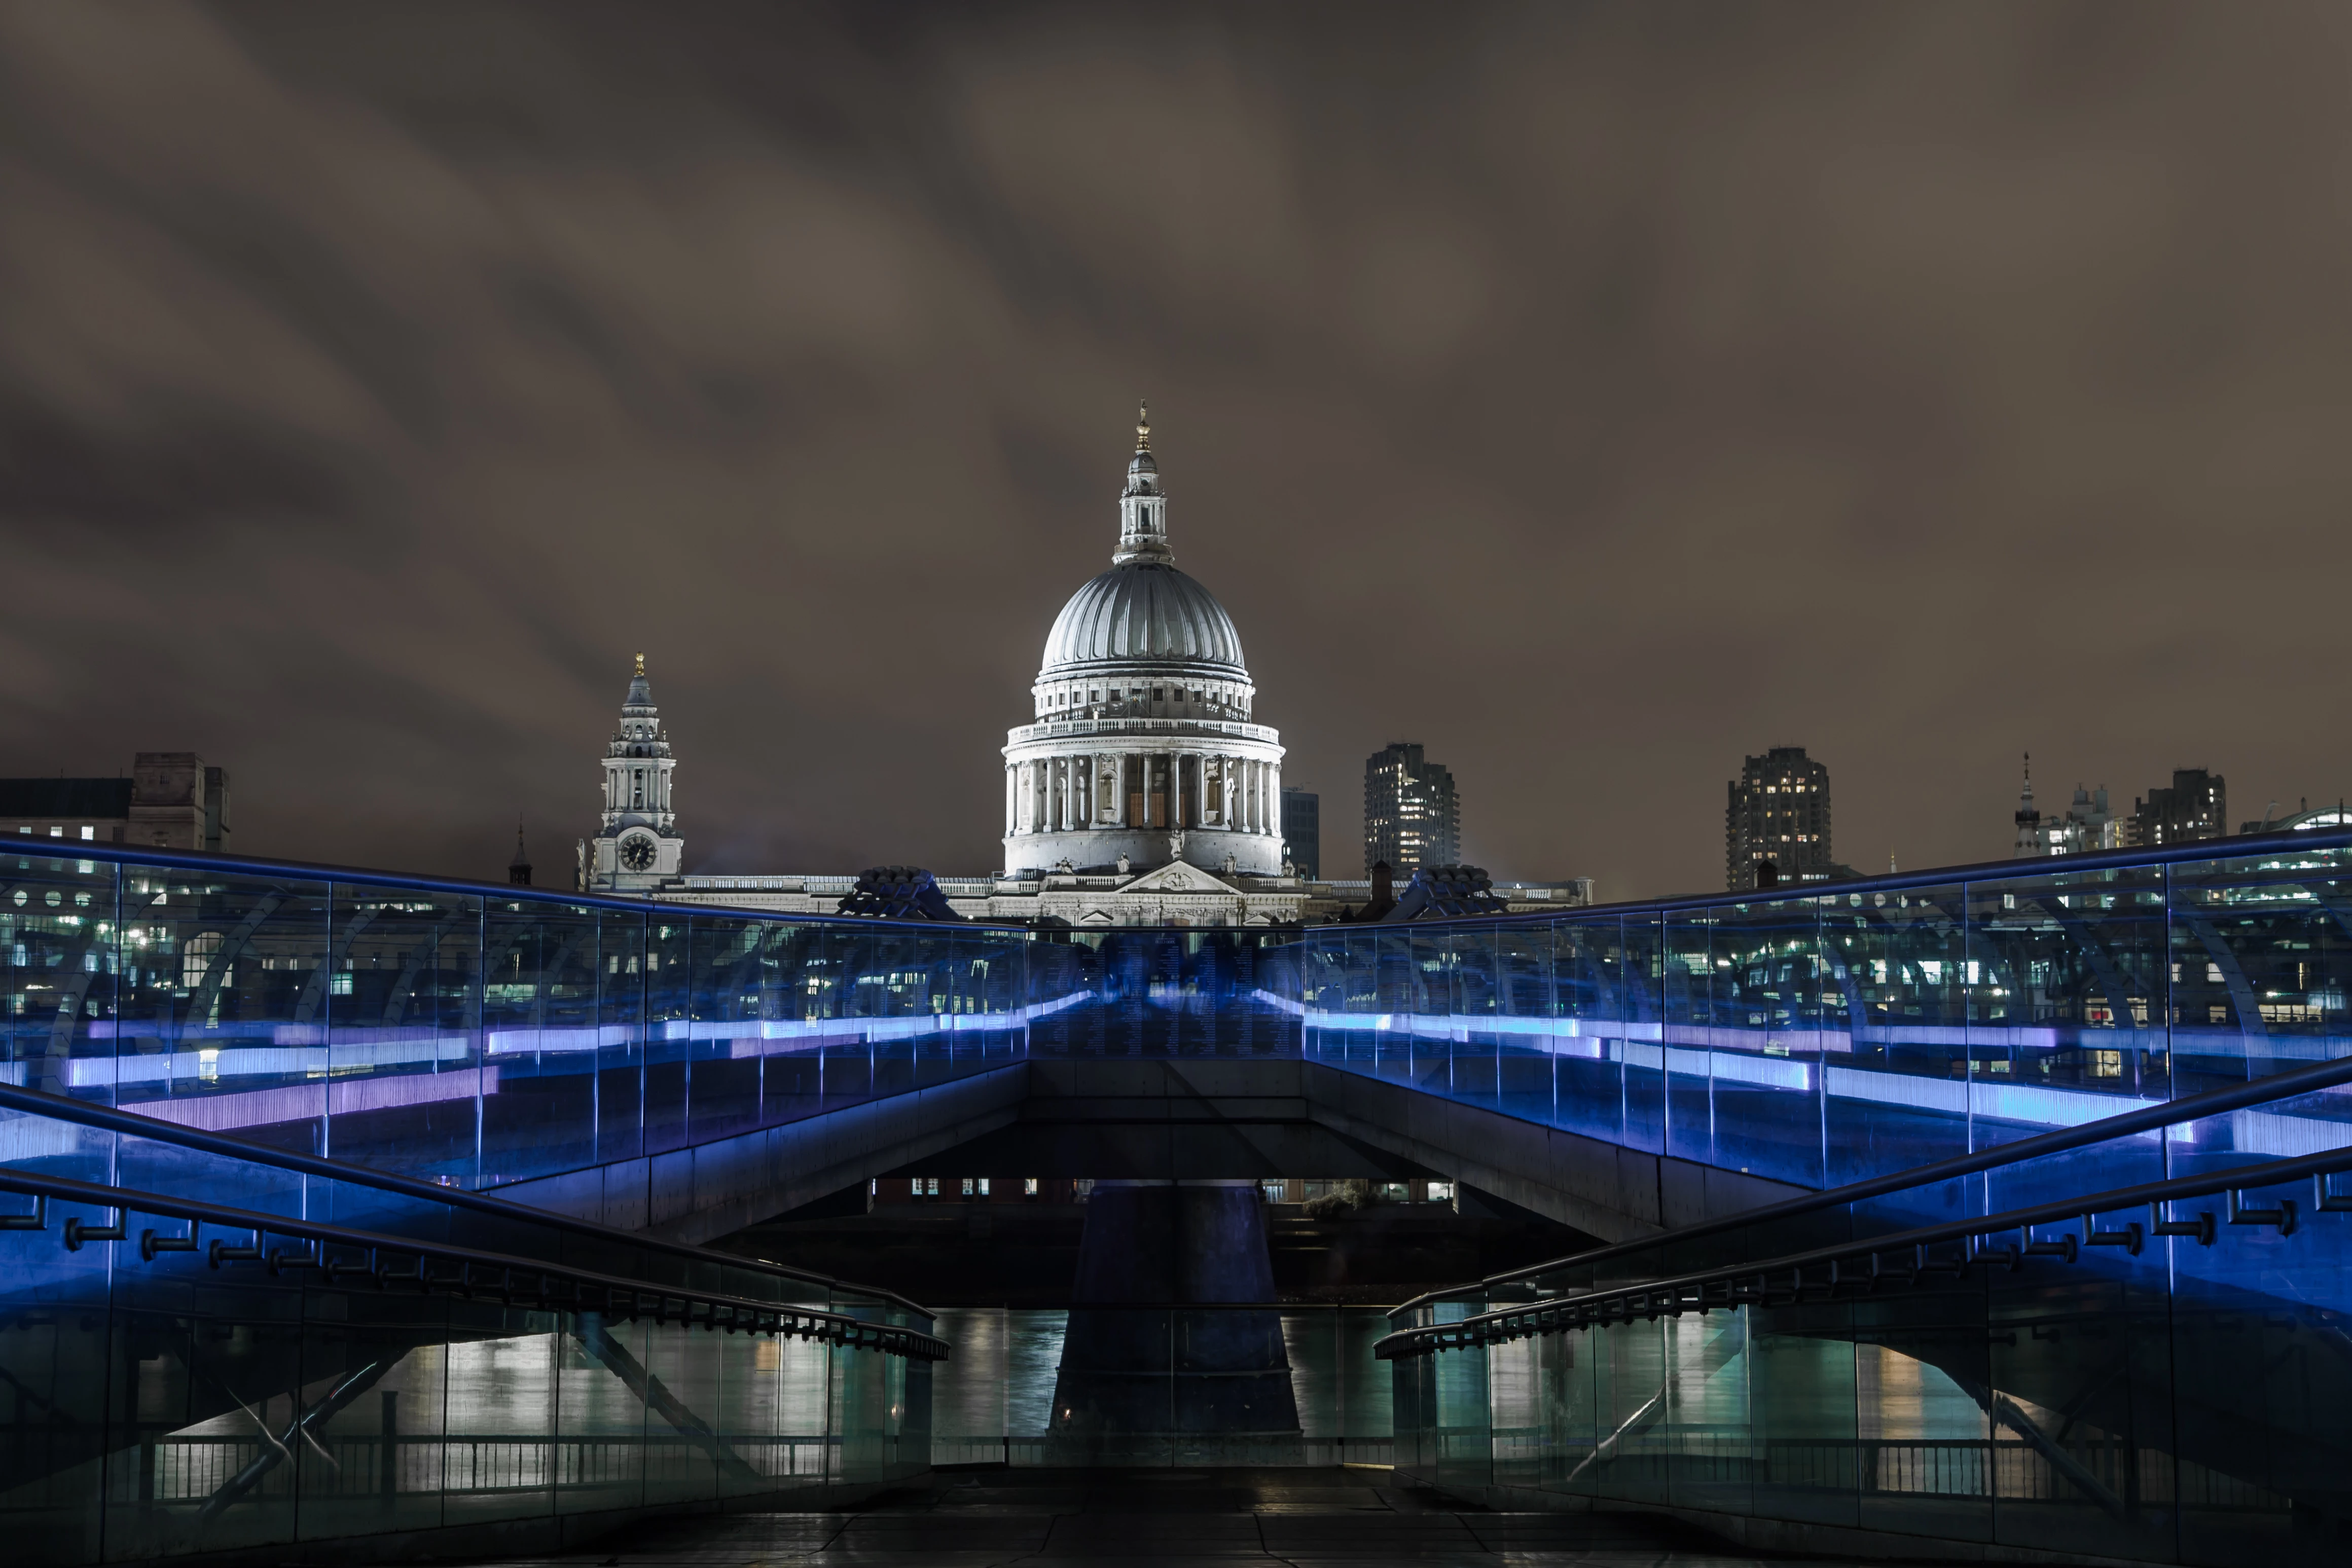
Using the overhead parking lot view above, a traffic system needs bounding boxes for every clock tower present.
[587,653,684,891]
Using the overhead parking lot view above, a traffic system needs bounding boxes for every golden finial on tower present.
[1135,400,1150,451]
[633,651,645,678]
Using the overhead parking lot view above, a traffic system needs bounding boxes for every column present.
[1005,764,1016,836]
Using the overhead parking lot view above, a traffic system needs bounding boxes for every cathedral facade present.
[580,413,1588,925]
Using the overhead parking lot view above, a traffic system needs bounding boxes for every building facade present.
[1362,743,1459,876]
[0,753,228,850]
[2131,768,2226,849]
[1280,787,1320,880]
[580,413,1588,924]
[1725,746,1831,891]
[997,409,1286,885]
[2013,755,2125,858]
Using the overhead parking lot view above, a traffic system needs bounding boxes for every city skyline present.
[7,6,2352,901]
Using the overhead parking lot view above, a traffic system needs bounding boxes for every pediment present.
[1119,860,1240,896]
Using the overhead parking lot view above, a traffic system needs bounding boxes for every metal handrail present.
[1373,1143,2352,1361]
[1386,1047,2352,1319]
[0,1081,944,1320]
[0,1164,950,1361]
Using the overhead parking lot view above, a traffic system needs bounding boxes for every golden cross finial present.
[633,651,645,678]
[1136,399,1150,451]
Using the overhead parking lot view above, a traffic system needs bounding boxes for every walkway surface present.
[473,1467,1795,1568]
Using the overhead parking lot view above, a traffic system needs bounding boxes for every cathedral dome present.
[1040,561,1247,677]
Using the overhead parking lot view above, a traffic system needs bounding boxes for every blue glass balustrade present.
[9,835,2352,1209]
[0,1088,937,1562]
[1298,838,2352,1210]
[1378,1068,2352,1566]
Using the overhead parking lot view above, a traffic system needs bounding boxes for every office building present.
[1725,746,1831,890]
[1363,743,1459,876]
[2132,768,2226,848]
[1280,787,1320,879]
[0,752,228,850]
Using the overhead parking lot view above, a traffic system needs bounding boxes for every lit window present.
[1024,1177,1039,1196]
[80,826,94,841]
[961,1177,975,1196]
[49,826,62,837]
[1427,1181,1455,1202]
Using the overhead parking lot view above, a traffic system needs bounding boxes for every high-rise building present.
[1280,787,1320,879]
[1363,743,1459,876]
[1725,746,1831,891]
[2131,768,2226,848]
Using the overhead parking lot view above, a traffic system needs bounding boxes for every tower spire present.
[2014,751,2042,857]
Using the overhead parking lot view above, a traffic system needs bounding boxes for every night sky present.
[5,3,2350,900]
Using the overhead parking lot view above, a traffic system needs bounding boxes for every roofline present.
[4,840,1028,931]
[1397,824,2352,930]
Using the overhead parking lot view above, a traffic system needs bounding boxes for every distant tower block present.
[1726,746,1831,891]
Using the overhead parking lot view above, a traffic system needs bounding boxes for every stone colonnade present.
[1005,751,1281,840]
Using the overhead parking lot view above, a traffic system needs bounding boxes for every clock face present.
[619,835,657,871]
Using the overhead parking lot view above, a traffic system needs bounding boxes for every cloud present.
[4,2,2350,899]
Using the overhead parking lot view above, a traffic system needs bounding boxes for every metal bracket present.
[140,1222,200,1261]
[1970,1239,2023,1271]
[63,1210,126,1251]
[267,1243,320,1274]
[2227,1188,2297,1235]
[2025,1228,2079,1263]
[207,1232,262,1268]
[2082,1214,2144,1256]
[0,1195,46,1231]
[2314,1173,2352,1213]
[2150,1203,2216,1246]
[1869,1250,1917,1288]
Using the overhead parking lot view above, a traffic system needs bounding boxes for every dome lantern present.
[1114,400,1172,565]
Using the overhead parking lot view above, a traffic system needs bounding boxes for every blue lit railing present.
[1372,1055,2352,1563]
[1,846,1037,1191]
[0,844,1306,1195]
[1300,830,2352,1204]
[0,1089,933,1564]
